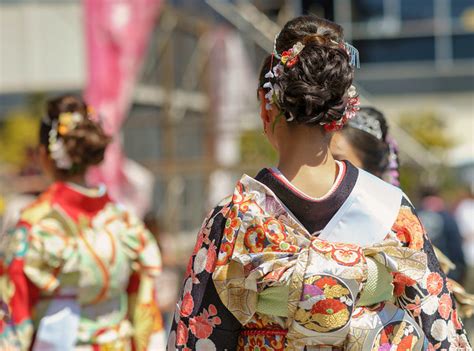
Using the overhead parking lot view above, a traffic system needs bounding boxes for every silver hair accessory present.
[344,42,360,68]
[348,111,383,140]
[331,40,360,68]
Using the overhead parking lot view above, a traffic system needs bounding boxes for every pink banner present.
[83,0,161,213]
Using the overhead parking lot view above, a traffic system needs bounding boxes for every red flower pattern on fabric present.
[311,298,347,315]
[176,320,189,346]
[315,276,338,289]
[180,292,194,317]
[189,305,222,339]
[205,241,217,273]
[437,293,452,320]
[393,273,417,297]
[392,206,425,250]
[426,272,443,296]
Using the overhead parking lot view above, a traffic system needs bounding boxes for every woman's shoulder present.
[17,185,58,227]
[390,193,426,250]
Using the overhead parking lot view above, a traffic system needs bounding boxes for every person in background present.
[455,188,474,292]
[0,95,165,350]
[330,105,474,318]
[418,186,466,282]
[331,107,467,281]
[330,106,399,186]
[455,187,474,338]
[169,15,469,350]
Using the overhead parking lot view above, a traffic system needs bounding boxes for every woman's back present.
[0,95,165,351]
[168,14,470,351]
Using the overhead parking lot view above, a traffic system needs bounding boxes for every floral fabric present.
[0,182,164,351]
[168,173,471,350]
[392,198,471,350]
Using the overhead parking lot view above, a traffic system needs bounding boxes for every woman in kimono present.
[0,95,164,350]
[330,106,474,320]
[169,15,470,350]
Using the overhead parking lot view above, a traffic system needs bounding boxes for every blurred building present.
[0,0,473,236]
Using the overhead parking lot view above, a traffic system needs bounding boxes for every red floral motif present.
[311,240,333,253]
[311,240,363,266]
[426,272,443,296]
[437,293,452,320]
[264,218,298,253]
[392,207,424,250]
[216,241,234,266]
[180,292,194,317]
[223,206,242,242]
[311,298,347,315]
[244,225,266,253]
[189,304,222,339]
[193,233,204,256]
[176,320,189,346]
[393,273,417,297]
[315,276,338,289]
[451,309,463,330]
[332,248,363,266]
[205,241,217,273]
[184,256,193,278]
[281,50,299,67]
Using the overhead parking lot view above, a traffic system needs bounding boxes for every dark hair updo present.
[258,15,354,126]
[341,107,390,176]
[39,95,111,176]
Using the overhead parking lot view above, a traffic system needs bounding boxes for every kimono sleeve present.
[392,195,471,350]
[121,211,166,351]
[168,202,242,351]
[0,225,38,351]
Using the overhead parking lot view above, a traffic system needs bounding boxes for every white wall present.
[0,2,84,93]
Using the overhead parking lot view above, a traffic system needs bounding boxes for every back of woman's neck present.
[277,149,339,199]
[56,174,88,188]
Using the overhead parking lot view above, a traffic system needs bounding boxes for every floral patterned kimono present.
[0,182,164,351]
[168,161,471,351]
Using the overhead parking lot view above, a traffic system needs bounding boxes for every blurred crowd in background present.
[0,0,473,340]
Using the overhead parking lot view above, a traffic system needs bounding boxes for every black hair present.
[341,107,390,176]
[40,95,110,176]
[258,15,354,126]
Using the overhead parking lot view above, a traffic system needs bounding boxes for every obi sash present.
[213,168,426,350]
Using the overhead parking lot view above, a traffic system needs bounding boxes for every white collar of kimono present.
[241,167,402,245]
[65,182,107,197]
[269,160,346,202]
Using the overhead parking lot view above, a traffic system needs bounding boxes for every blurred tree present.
[240,129,277,171]
[398,110,458,203]
[399,110,456,153]
[0,93,46,169]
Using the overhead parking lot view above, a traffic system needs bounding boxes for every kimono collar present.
[233,167,403,246]
[50,182,111,222]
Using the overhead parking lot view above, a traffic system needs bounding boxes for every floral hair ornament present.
[322,85,360,132]
[57,112,83,136]
[263,36,303,117]
[280,41,305,67]
[48,112,83,169]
